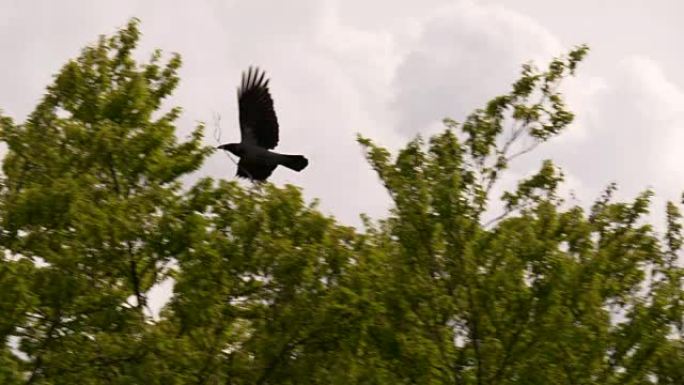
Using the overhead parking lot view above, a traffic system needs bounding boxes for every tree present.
[0,19,681,385]
[357,46,683,384]
[0,19,210,384]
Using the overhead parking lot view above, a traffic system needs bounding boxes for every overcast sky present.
[2,0,684,229]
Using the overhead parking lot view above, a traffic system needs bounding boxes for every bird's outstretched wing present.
[238,67,279,149]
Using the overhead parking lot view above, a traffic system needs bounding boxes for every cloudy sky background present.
[2,0,684,231]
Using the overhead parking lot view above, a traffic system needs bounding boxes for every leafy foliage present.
[0,20,681,385]
[0,19,210,384]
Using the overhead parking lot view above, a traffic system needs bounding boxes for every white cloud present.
[517,54,684,229]
[4,0,682,229]
[392,0,564,137]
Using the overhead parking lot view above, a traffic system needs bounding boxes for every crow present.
[218,67,308,181]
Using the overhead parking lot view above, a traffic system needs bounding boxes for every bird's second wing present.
[236,158,276,181]
[238,67,279,149]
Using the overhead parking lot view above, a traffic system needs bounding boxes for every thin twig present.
[212,112,222,143]
[212,113,255,181]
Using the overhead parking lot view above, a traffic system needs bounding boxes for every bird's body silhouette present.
[218,67,308,181]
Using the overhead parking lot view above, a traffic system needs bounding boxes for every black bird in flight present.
[218,67,308,181]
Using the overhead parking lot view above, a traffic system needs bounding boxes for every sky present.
[2,0,684,229]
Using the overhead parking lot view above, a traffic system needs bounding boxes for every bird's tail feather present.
[280,154,308,172]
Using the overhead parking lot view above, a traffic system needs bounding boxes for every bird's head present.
[217,143,243,156]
